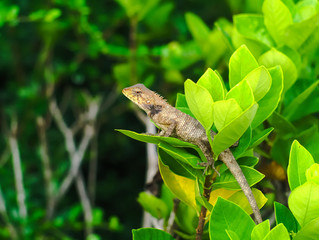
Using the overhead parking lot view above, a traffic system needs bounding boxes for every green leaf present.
[262,0,293,46]
[158,143,203,169]
[263,223,290,240]
[197,68,225,101]
[231,126,252,159]
[160,41,202,70]
[212,103,258,156]
[227,188,267,215]
[243,66,272,102]
[116,0,160,21]
[132,228,175,240]
[287,140,314,191]
[209,197,255,240]
[44,8,61,22]
[185,79,214,130]
[213,166,265,190]
[214,99,242,132]
[234,14,275,47]
[195,177,213,212]
[258,48,297,94]
[274,201,299,233]
[175,201,198,235]
[251,220,270,240]
[185,12,210,50]
[175,93,188,108]
[267,112,296,139]
[158,147,201,180]
[251,66,283,128]
[306,164,319,185]
[293,217,319,240]
[159,159,198,212]
[226,230,240,240]
[249,127,273,149]
[226,79,255,111]
[229,45,259,88]
[117,129,196,148]
[283,80,319,121]
[237,156,259,167]
[137,192,168,219]
[288,182,319,227]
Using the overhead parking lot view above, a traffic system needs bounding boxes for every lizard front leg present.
[158,119,177,137]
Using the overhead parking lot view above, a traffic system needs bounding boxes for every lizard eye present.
[134,90,142,94]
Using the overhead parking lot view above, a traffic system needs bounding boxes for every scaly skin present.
[122,83,262,224]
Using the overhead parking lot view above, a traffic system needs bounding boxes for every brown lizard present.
[122,83,262,224]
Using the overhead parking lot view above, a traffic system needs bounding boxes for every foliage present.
[0,0,318,239]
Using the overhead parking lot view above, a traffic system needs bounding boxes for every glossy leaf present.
[288,182,319,227]
[158,147,202,181]
[267,112,296,139]
[185,79,214,130]
[306,163,319,185]
[285,13,319,49]
[227,188,267,215]
[234,14,275,47]
[137,192,168,219]
[283,80,319,121]
[231,126,252,159]
[249,127,273,149]
[287,140,314,191]
[251,220,270,240]
[226,79,254,111]
[159,158,197,212]
[197,68,225,101]
[158,142,203,169]
[251,66,283,128]
[212,103,258,156]
[213,99,242,132]
[209,197,255,240]
[274,201,299,233]
[263,223,290,240]
[262,0,293,46]
[213,166,265,190]
[293,217,319,240]
[258,48,297,94]
[132,228,175,240]
[243,66,272,102]
[229,45,259,88]
[117,129,197,149]
[185,12,210,50]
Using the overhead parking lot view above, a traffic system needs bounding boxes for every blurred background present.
[0,0,317,239]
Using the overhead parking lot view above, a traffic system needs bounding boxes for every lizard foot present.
[198,162,220,176]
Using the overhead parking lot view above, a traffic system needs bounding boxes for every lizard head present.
[122,84,165,113]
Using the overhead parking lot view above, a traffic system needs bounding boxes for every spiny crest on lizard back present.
[122,84,168,112]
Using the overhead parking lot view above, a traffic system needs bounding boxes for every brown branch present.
[196,174,213,240]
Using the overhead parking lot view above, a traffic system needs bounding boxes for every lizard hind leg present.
[197,141,220,176]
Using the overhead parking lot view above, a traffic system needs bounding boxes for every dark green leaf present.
[132,228,175,240]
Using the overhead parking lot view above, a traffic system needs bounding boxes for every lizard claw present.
[198,162,220,176]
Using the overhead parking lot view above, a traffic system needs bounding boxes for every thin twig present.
[76,172,93,237]
[88,130,98,205]
[48,98,99,218]
[0,186,18,239]
[36,116,54,219]
[8,119,27,219]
